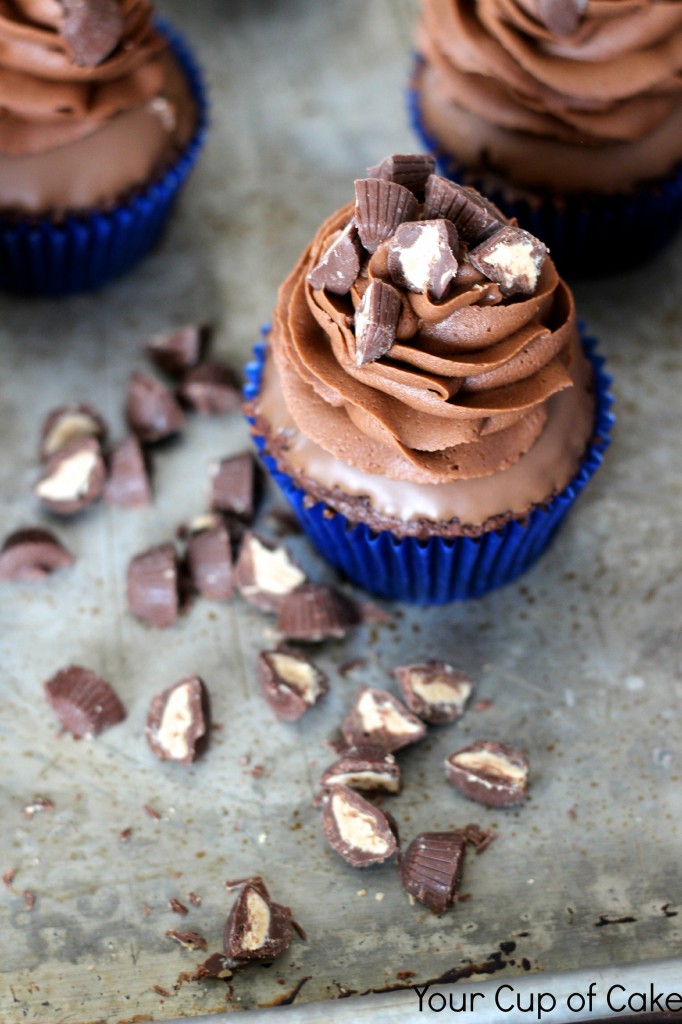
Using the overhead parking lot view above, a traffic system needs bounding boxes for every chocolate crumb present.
[169,898,189,916]
[3,868,15,887]
[143,804,161,820]
[119,827,132,843]
[191,952,235,980]
[166,929,207,951]
[23,797,54,818]
[22,890,35,910]
[188,892,202,907]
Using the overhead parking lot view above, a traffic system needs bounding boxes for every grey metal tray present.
[2,1,682,1021]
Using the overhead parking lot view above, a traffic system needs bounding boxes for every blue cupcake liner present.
[244,328,614,604]
[0,18,208,297]
[407,56,682,278]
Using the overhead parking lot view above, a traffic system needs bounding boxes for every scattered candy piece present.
[44,665,126,738]
[445,740,529,808]
[146,675,210,764]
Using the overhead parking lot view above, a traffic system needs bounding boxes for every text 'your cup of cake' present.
[245,155,614,604]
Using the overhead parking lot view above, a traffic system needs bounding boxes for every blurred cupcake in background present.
[410,0,682,276]
[245,155,613,604]
[0,0,207,296]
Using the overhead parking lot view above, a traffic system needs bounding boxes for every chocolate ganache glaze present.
[416,0,682,194]
[252,161,596,538]
[0,0,196,214]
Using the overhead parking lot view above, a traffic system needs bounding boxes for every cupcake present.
[410,0,682,275]
[0,0,207,296]
[245,157,613,603]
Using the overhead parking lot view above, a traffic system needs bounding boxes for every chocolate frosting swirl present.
[271,177,576,486]
[0,0,167,156]
[417,0,682,191]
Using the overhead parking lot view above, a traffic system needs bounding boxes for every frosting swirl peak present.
[417,0,682,192]
[271,162,577,487]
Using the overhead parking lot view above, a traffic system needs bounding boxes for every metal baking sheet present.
[2,1,682,1021]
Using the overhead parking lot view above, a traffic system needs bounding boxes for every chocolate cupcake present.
[245,160,613,603]
[0,1,207,295]
[410,0,682,275]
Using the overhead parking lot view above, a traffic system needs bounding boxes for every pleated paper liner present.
[244,329,614,605]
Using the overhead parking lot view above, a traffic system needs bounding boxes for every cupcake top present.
[417,0,682,192]
[271,154,578,488]
[0,0,196,214]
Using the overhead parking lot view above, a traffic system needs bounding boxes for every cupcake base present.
[408,59,682,278]
[245,329,614,605]
[0,19,208,298]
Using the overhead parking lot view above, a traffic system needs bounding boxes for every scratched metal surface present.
[1,1,682,1022]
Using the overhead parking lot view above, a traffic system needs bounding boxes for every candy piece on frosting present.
[367,154,435,199]
[354,179,418,253]
[468,226,548,296]
[387,220,459,300]
[307,222,362,295]
[60,0,124,68]
[423,176,501,244]
[536,0,586,39]
[354,280,401,366]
